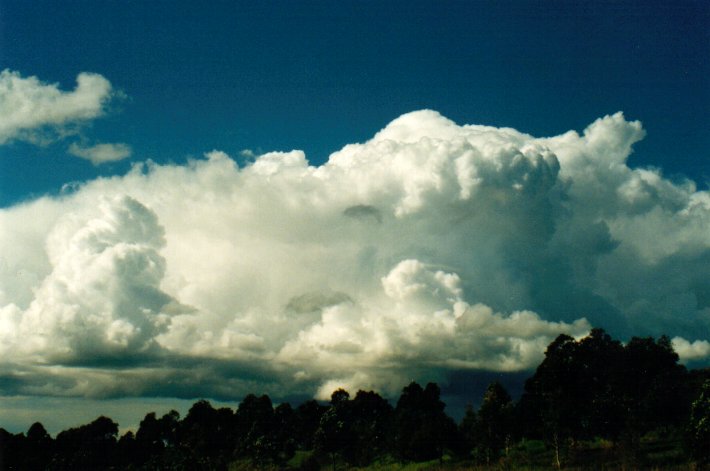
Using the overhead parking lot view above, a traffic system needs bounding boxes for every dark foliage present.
[686,379,710,465]
[392,382,459,462]
[465,381,514,464]
[1,328,707,470]
[519,329,692,468]
[294,399,328,450]
[50,416,119,470]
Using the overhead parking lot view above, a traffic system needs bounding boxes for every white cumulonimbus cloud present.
[0,69,113,145]
[1,109,709,402]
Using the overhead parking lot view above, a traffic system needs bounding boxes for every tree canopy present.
[0,329,707,470]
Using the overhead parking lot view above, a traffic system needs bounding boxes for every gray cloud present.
[343,205,383,223]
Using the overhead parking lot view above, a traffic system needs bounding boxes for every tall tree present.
[294,399,328,450]
[620,335,688,431]
[134,409,181,466]
[392,382,458,462]
[617,335,688,463]
[521,329,689,467]
[473,382,514,464]
[24,422,53,470]
[235,393,296,466]
[347,390,393,465]
[53,416,119,470]
[520,333,580,468]
[459,404,477,457]
[178,399,234,468]
[575,328,626,440]
[271,402,297,464]
[314,388,353,470]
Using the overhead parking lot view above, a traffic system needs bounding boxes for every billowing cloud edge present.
[672,337,710,362]
[1,109,709,403]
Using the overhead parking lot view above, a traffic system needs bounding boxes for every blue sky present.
[1,0,708,205]
[2,0,710,435]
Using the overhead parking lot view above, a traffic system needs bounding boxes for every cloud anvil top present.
[2,109,710,417]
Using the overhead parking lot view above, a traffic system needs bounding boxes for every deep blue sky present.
[1,0,709,206]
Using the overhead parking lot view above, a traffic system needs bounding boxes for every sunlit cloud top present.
[1,110,709,405]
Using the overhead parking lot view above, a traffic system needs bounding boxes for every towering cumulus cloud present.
[1,110,709,402]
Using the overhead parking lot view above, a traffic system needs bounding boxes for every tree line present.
[1,328,709,470]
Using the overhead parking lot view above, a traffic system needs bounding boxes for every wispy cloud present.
[1,110,708,403]
[68,142,132,165]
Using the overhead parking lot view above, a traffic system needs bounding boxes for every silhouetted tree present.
[24,422,53,470]
[392,382,458,462]
[136,412,164,463]
[686,379,710,465]
[0,428,25,470]
[51,416,118,470]
[132,409,181,467]
[620,335,688,430]
[472,382,514,464]
[3,329,703,470]
[116,430,138,469]
[294,399,328,450]
[176,399,233,469]
[314,389,353,470]
[616,335,688,464]
[347,390,393,465]
[520,333,579,468]
[521,329,690,467]
[459,404,477,457]
[235,393,294,466]
[574,328,626,440]
[271,402,297,464]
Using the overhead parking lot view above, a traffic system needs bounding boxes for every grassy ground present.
[231,433,699,470]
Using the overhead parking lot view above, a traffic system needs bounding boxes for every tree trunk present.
[553,432,561,470]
